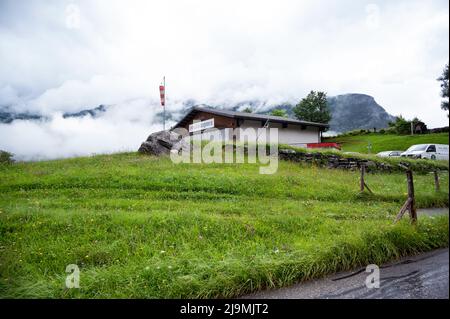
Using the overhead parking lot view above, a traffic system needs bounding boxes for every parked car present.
[342,152,361,156]
[401,144,449,160]
[376,151,403,158]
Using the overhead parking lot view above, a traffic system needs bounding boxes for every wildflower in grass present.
[160,250,166,254]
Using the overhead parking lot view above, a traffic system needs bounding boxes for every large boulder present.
[138,130,187,156]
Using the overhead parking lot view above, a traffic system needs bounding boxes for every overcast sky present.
[0,0,448,160]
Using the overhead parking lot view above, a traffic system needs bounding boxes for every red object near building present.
[306,142,341,150]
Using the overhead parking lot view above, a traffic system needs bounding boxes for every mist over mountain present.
[0,109,44,124]
[184,94,396,133]
[62,105,108,119]
[178,94,396,133]
[0,93,396,134]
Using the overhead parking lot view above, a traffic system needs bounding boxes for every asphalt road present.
[243,248,449,299]
[243,208,449,299]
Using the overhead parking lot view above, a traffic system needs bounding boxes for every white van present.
[401,144,449,160]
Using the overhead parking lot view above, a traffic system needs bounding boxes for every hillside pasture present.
[0,153,448,298]
[326,132,449,154]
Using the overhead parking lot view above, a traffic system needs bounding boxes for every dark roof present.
[173,106,329,129]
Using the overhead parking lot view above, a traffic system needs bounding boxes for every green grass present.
[326,132,449,154]
[0,152,448,298]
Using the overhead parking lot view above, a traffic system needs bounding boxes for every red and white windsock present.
[159,83,165,107]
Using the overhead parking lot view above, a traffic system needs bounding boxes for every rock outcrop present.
[138,130,187,156]
[263,93,396,133]
[327,94,396,133]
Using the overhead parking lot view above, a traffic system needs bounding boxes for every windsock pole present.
[163,76,166,131]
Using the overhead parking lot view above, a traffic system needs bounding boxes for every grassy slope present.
[0,153,448,298]
[326,132,449,154]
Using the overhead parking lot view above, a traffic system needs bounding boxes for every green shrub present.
[0,150,14,164]
[388,116,424,135]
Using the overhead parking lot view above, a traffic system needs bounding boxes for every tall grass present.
[0,152,448,298]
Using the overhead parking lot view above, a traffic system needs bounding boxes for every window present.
[427,145,436,152]
[406,144,427,152]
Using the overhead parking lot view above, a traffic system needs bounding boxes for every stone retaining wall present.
[279,149,397,173]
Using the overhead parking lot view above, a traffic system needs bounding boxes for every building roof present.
[173,106,329,130]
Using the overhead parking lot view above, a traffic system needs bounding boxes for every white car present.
[376,151,403,158]
[343,152,360,155]
[401,144,449,160]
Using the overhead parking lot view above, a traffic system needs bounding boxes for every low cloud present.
[28,75,151,115]
[0,100,171,161]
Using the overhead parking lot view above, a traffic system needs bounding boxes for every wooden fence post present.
[360,165,365,192]
[434,170,440,192]
[406,170,417,223]
[395,169,417,224]
[359,164,373,194]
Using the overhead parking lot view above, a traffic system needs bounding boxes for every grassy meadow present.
[326,132,449,154]
[0,152,448,298]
